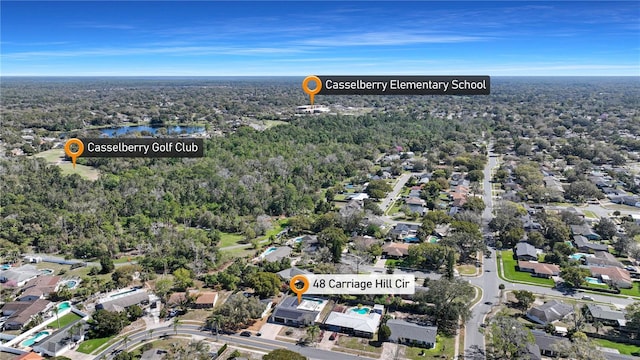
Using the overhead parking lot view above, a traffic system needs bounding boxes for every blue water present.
[294,237,303,243]
[585,277,603,284]
[404,236,420,243]
[1,264,10,270]
[40,269,54,274]
[57,301,71,312]
[100,125,204,137]
[65,280,78,288]
[21,331,51,347]
[350,307,370,315]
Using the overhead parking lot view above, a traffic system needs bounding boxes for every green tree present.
[247,272,282,298]
[487,315,534,360]
[318,226,347,263]
[88,310,129,338]
[172,268,194,291]
[305,325,320,344]
[263,349,306,360]
[99,256,115,274]
[379,324,391,341]
[552,331,605,360]
[594,217,616,240]
[414,278,474,335]
[560,264,590,288]
[513,290,535,310]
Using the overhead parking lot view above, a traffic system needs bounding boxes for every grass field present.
[336,335,382,354]
[50,312,82,329]
[77,336,113,354]
[457,264,478,275]
[583,210,598,219]
[404,335,455,360]
[500,250,554,286]
[594,338,640,356]
[619,282,640,297]
[33,148,100,180]
[218,232,245,248]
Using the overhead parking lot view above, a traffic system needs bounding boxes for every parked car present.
[240,331,252,337]
[582,296,594,301]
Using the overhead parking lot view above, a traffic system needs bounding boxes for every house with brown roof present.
[14,352,44,360]
[193,291,218,309]
[517,261,560,278]
[589,266,633,288]
[2,299,52,330]
[17,275,61,301]
[382,243,411,259]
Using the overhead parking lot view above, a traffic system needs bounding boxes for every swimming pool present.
[20,331,51,347]
[349,307,371,315]
[109,288,138,298]
[1,264,10,270]
[65,280,78,289]
[585,277,603,285]
[40,269,54,275]
[57,301,71,313]
[427,236,439,244]
[404,236,420,243]
[260,247,278,258]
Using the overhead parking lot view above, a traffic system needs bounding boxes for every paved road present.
[97,324,376,360]
[380,172,412,214]
[463,144,498,360]
[462,145,637,360]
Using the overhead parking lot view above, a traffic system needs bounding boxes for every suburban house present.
[386,319,437,348]
[0,265,42,287]
[589,266,633,288]
[276,267,312,281]
[526,300,573,325]
[324,306,383,338]
[193,291,218,309]
[585,304,627,327]
[17,275,61,301]
[33,321,87,357]
[263,247,292,263]
[517,261,560,278]
[14,353,45,360]
[96,289,149,312]
[573,235,608,252]
[531,330,569,358]
[388,223,420,240]
[570,224,601,241]
[382,242,411,259]
[521,215,542,232]
[585,251,623,268]
[269,296,329,327]
[1,299,52,330]
[515,242,538,261]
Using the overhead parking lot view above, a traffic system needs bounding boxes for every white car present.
[582,296,594,301]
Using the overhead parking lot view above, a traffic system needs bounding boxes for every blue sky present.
[1,1,639,76]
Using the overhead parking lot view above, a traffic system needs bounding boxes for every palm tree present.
[122,335,130,351]
[306,325,320,345]
[593,320,603,335]
[173,319,180,335]
[148,328,154,340]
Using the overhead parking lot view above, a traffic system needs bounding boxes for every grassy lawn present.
[387,200,403,216]
[256,219,288,242]
[457,264,478,276]
[218,232,245,248]
[33,148,100,180]
[336,335,383,354]
[594,339,640,356]
[50,313,82,329]
[77,336,113,354]
[619,282,640,297]
[404,335,455,360]
[500,251,554,287]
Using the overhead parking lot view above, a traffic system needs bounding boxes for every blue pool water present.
[294,237,303,243]
[585,277,603,284]
[65,280,78,289]
[57,301,71,313]
[261,247,278,257]
[1,264,10,270]
[404,236,420,243]
[350,307,371,315]
[40,269,54,275]
[21,331,51,347]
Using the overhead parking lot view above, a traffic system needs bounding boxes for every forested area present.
[0,79,484,273]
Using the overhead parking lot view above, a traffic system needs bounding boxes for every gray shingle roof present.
[527,300,573,324]
[386,319,437,344]
[516,242,538,259]
[586,304,626,322]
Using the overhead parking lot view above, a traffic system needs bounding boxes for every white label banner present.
[293,274,415,295]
